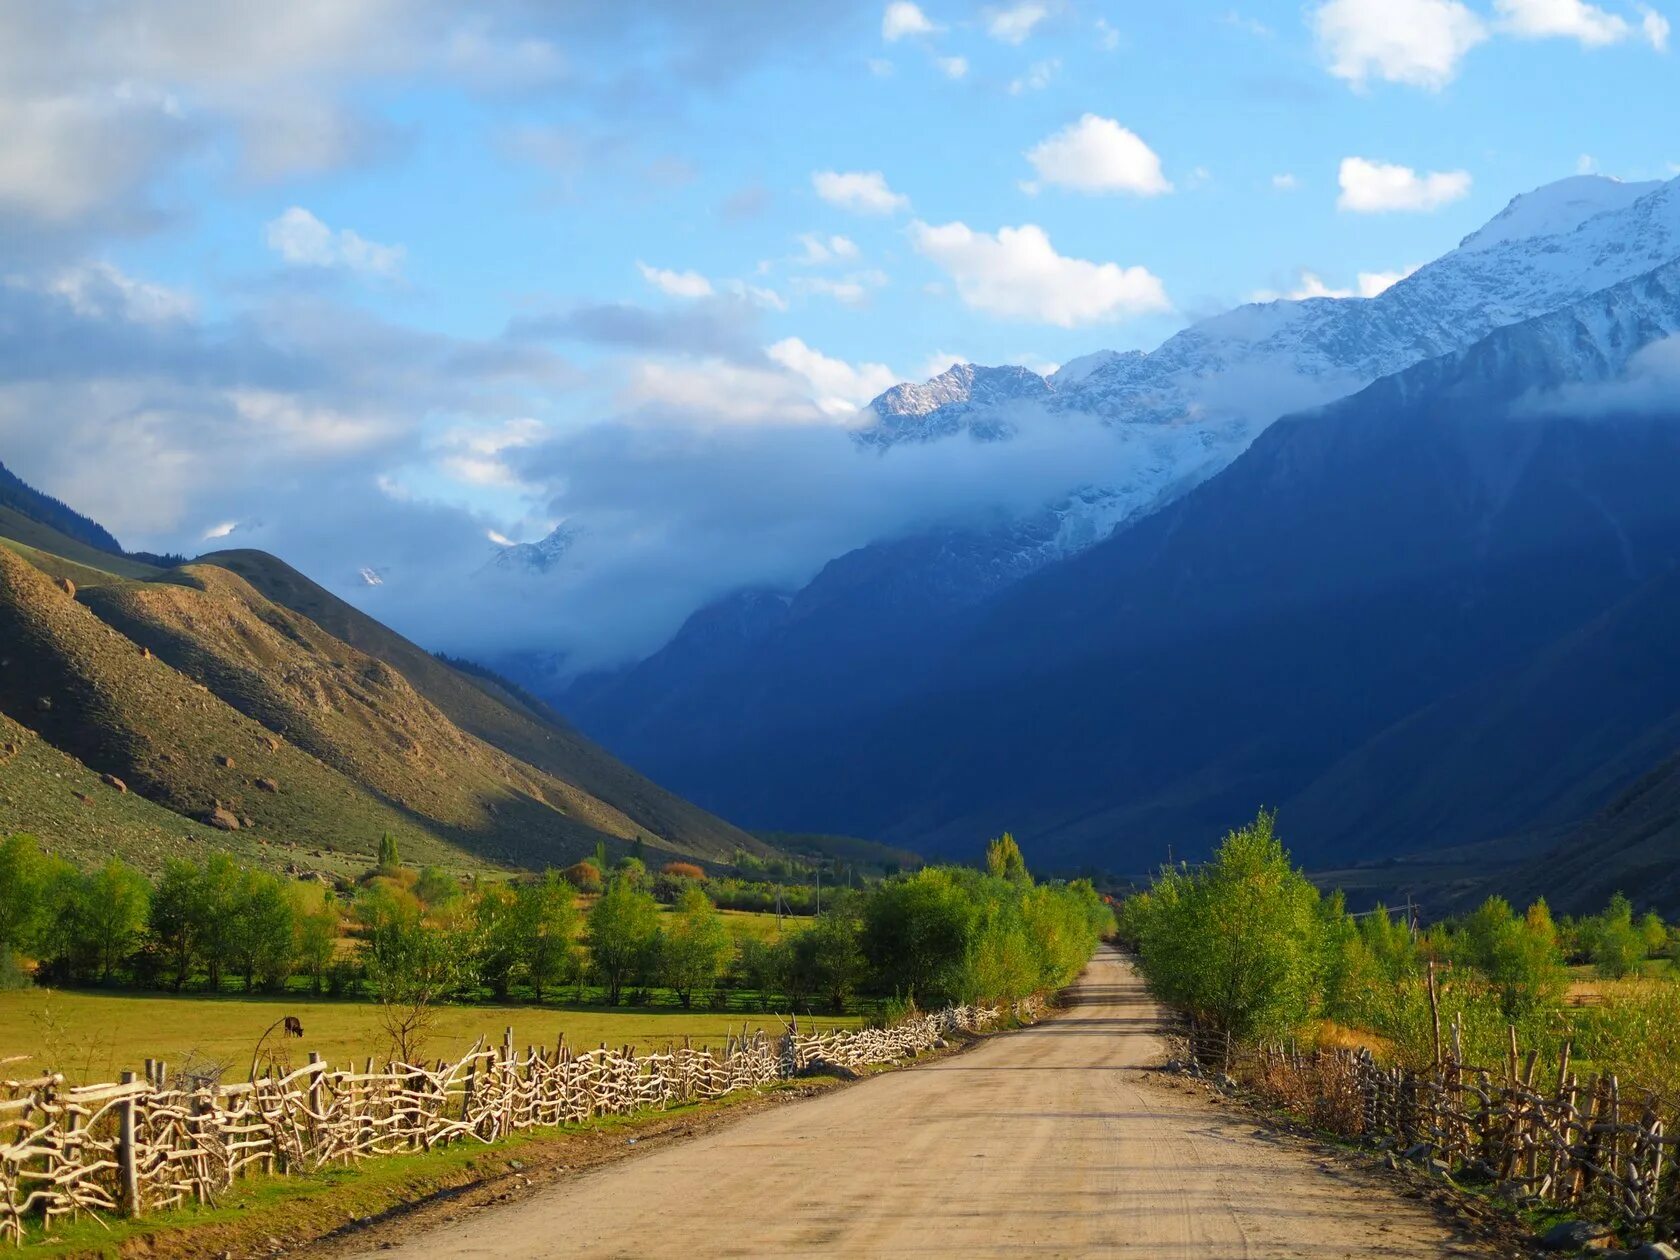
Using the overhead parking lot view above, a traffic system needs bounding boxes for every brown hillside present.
[0,545,482,871]
[199,549,766,862]
[80,564,656,858]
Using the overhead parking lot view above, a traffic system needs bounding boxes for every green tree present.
[415,866,461,908]
[294,893,339,995]
[194,853,246,992]
[474,884,522,999]
[148,859,207,991]
[358,884,465,1062]
[984,833,1031,885]
[659,885,730,1008]
[376,833,401,874]
[231,869,297,992]
[586,875,661,1005]
[1591,894,1645,980]
[1129,811,1323,1056]
[77,861,151,984]
[861,869,978,1007]
[806,903,866,1012]
[516,873,582,1002]
[0,835,49,984]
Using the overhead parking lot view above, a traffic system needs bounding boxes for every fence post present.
[117,1070,141,1217]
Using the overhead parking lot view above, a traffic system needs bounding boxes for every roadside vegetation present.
[1119,811,1680,1103]
[1,830,1111,1077]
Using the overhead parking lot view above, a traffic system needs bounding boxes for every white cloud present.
[936,54,969,78]
[432,417,549,487]
[812,169,910,215]
[792,269,890,307]
[1494,0,1629,44]
[724,280,789,311]
[1272,172,1300,191]
[909,219,1171,327]
[1025,115,1172,196]
[263,206,404,276]
[1357,264,1419,296]
[1577,153,1599,175]
[1253,264,1419,303]
[636,260,715,299]
[1312,0,1487,89]
[1641,4,1672,47]
[1007,58,1060,93]
[1094,17,1121,49]
[46,261,196,323]
[919,350,966,379]
[766,337,897,415]
[796,233,861,265]
[868,56,896,76]
[1337,157,1471,212]
[882,1,937,41]
[987,3,1049,43]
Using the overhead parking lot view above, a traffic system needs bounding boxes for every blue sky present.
[0,0,1676,663]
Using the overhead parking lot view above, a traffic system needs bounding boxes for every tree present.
[415,866,461,908]
[474,884,522,999]
[562,860,603,893]
[0,835,48,984]
[358,885,464,1063]
[517,873,581,1002]
[231,870,297,992]
[1129,811,1322,1057]
[148,859,207,991]
[805,904,866,1012]
[861,869,978,1007]
[1590,894,1645,979]
[659,885,730,1008]
[77,861,151,984]
[376,833,401,874]
[586,875,661,1005]
[1455,896,1565,1020]
[984,833,1030,885]
[295,894,339,995]
[194,854,246,992]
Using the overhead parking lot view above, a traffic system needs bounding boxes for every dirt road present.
[355,947,1486,1258]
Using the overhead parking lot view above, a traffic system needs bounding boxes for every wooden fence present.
[1,1000,1023,1245]
[1210,1018,1679,1233]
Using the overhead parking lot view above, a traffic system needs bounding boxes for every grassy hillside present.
[0,544,488,872]
[0,499,771,877]
[200,549,766,863]
[0,506,161,582]
[80,564,665,861]
[0,713,366,880]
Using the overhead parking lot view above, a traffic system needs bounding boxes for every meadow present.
[0,985,862,1084]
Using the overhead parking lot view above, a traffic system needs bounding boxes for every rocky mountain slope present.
[0,493,766,874]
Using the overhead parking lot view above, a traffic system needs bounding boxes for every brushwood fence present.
[1184,1016,1678,1234]
[1,999,1036,1244]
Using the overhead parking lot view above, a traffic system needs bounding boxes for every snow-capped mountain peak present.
[1456,174,1663,254]
[489,522,583,574]
[860,362,1051,445]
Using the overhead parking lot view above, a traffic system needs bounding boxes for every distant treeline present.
[1118,812,1680,1093]
[0,832,1113,1017]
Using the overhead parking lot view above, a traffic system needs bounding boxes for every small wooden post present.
[117,1070,141,1217]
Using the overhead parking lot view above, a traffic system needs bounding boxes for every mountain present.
[0,459,124,556]
[558,175,1680,837]
[0,477,765,875]
[564,249,1680,896]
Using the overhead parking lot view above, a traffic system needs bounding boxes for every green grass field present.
[0,986,863,1085]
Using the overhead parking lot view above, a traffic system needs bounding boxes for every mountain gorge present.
[551,175,1680,906]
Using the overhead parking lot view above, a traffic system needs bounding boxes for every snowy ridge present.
[845,175,1680,576]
